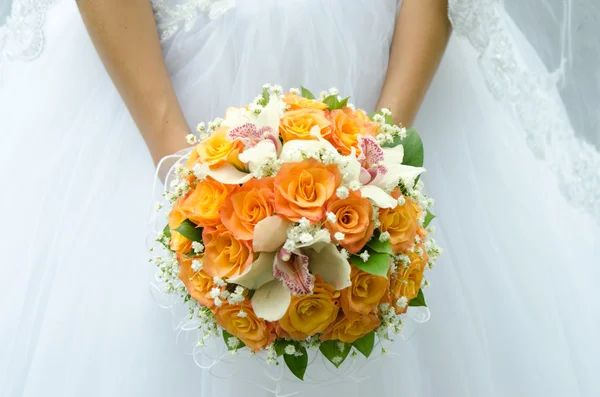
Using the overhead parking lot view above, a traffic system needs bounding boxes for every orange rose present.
[168,196,193,254]
[274,158,341,222]
[277,277,340,340]
[213,300,275,351]
[283,93,328,111]
[386,248,427,314]
[177,253,215,308]
[321,313,380,343]
[325,191,374,254]
[327,108,378,155]
[220,177,275,241]
[341,266,388,318]
[279,108,331,142]
[202,225,253,278]
[390,264,423,314]
[378,189,420,253]
[180,177,235,227]
[192,127,245,169]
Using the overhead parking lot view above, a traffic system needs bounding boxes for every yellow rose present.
[213,300,275,351]
[378,188,420,253]
[341,266,388,318]
[277,277,340,340]
[168,196,192,254]
[321,313,380,343]
[283,93,328,111]
[180,177,235,227]
[192,127,245,169]
[279,108,331,142]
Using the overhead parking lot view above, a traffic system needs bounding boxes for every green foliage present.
[173,219,203,242]
[409,289,427,307]
[353,331,375,358]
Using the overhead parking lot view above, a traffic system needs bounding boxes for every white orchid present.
[347,135,426,208]
[203,94,284,184]
[228,215,351,321]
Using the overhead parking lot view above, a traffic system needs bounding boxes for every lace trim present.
[449,0,600,220]
[0,0,235,68]
[150,0,235,41]
[0,0,58,65]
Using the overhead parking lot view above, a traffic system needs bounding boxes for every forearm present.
[77,0,189,165]
[377,0,451,126]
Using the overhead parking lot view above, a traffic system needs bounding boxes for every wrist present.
[148,122,190,166]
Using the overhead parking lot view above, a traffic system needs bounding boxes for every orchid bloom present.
[228,215,351,321]
[204,94,284,184]
[349,135,426,209]
[224,93,283,153]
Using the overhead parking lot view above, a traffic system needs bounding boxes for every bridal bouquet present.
[152,85,441,380]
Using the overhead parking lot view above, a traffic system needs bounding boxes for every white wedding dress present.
[1,1,599,396]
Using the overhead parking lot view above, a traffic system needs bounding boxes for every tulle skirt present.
[1,1,598,396]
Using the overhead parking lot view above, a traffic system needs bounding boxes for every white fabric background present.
[0,1,599,396]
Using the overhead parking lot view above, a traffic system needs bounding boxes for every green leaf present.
[366,235,393,256]
[423,210,436,228]
[350,251,390,278]
[301,86,315,100]
[369,110,394,126]
[323,95,341,110]
[339,97,349,108]
[274,338,294,357]
[284,346,308,380]
[402,128,424,167]
[353,331,375,358]
[163,224,171,239]
[383,128,424,167]
[274,341,286,357]
[222,330,246,350]
[409,289,427,307]
[319,340,352,368]
[174,219,203,242]
[185,250,200,258]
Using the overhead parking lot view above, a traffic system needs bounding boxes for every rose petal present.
[382,145,405,165]
[274,249,315,295]
[306,243,351,290]
[228,252,276,290]
[253,215,290,252]
[359,185,398,209]
[251,279,291,321]
[207,163,253,185]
